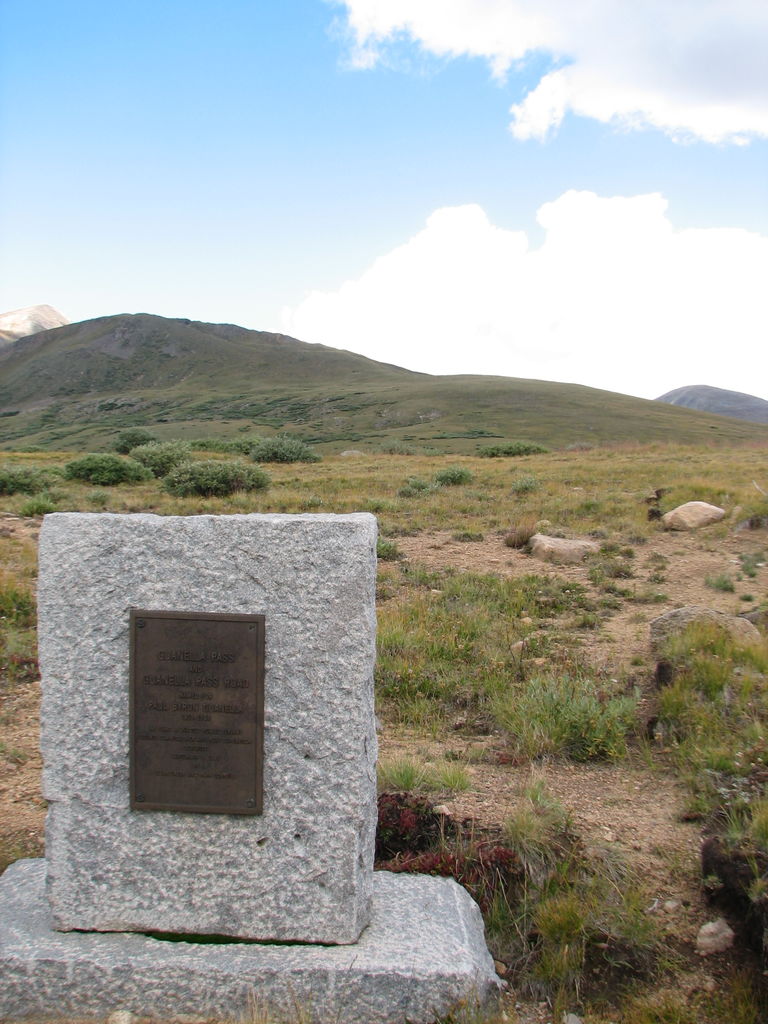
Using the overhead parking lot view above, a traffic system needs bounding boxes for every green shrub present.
[478,441,549,457]
[163,460,270,497]
[64,454,153,486]
[705,573,735,593]
[250,435,320,464]
[0,466,48,496]
[19,495,58,517]
[129,441,191,477]
[434,465,473,486]
[112,428,157,454]
[377,538,403,561]
[398,477,433,498]
[510,474,539,494]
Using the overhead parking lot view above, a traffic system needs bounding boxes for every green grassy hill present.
[1,313,766,452]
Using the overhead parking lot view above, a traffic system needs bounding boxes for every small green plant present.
[64,454,152,486]
[451,530,484,542]
[129,440,191,477]
[376,538,402,561]
[706,573,735,593]
[398,477,432,498]
[432,761,471,793]
[112,427,158,453]
[19,495,58,517]
[503,780,570,876]
[378,756,425,792]
[739,551,765,578]
[250,435,320,464]
[749,798,768,850]
[434,466,473,486]
[163,460,270,497]
[477,441,549,457]
[510,474,538,495]
[0,740,29,764]
[492,673,637,761]
[86,489,109,508]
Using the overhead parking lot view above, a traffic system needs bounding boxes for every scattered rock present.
[740,607,768,632]
[649,606,761,656]
[528,533,599,565]
[661,501,725,531]
[107,1013,138,1024]
[662,899,680,913]
[563,1014,584,1024]
[696,917,735,955]
[339,450,363,456]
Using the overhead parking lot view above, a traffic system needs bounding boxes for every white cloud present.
[332,0,768,142]
[282,192,768,399]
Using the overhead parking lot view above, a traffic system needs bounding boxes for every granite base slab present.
[0,860,500,1023]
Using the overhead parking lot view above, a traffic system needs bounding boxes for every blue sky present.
[1,0,766,399]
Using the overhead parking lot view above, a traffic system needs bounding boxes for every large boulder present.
[528,534,599,565]
[661,501,725,531]
[650,605,761,656]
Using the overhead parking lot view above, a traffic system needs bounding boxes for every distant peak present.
[0,304,69,345]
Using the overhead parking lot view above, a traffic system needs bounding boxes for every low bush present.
[478,441,549,457]
[64,454,152,486]
[434,465,473,486]
[397,477,433,498]
[510,474,539,495]
[376,538,402,561]
[0,466,49,496]
[163,460,270,497]
[112,428,157,454]
[250,435,320,464]
[129,441,191,477]
[20,495,59,517]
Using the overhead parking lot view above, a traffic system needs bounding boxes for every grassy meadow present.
[1,437,768,1022]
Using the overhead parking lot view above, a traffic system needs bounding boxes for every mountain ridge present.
[1,313,766,452]
[656,384,768,425]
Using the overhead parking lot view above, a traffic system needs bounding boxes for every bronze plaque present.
[130,610,265,815]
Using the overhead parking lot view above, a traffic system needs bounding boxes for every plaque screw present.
[136,793,145,801]
[136,619,146,629]
[246,798,255,807]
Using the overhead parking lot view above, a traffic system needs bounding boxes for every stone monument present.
[0,512,499,1022]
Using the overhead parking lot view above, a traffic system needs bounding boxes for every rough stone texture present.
[661,501,725,531]
[741,607,768,632]
[38,513,378,944]
[696,917,735,956]
[650,605,761,656]
[529,533,599,565]
[0,860,500,1024]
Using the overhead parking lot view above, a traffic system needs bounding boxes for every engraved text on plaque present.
[130,610,265,814]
